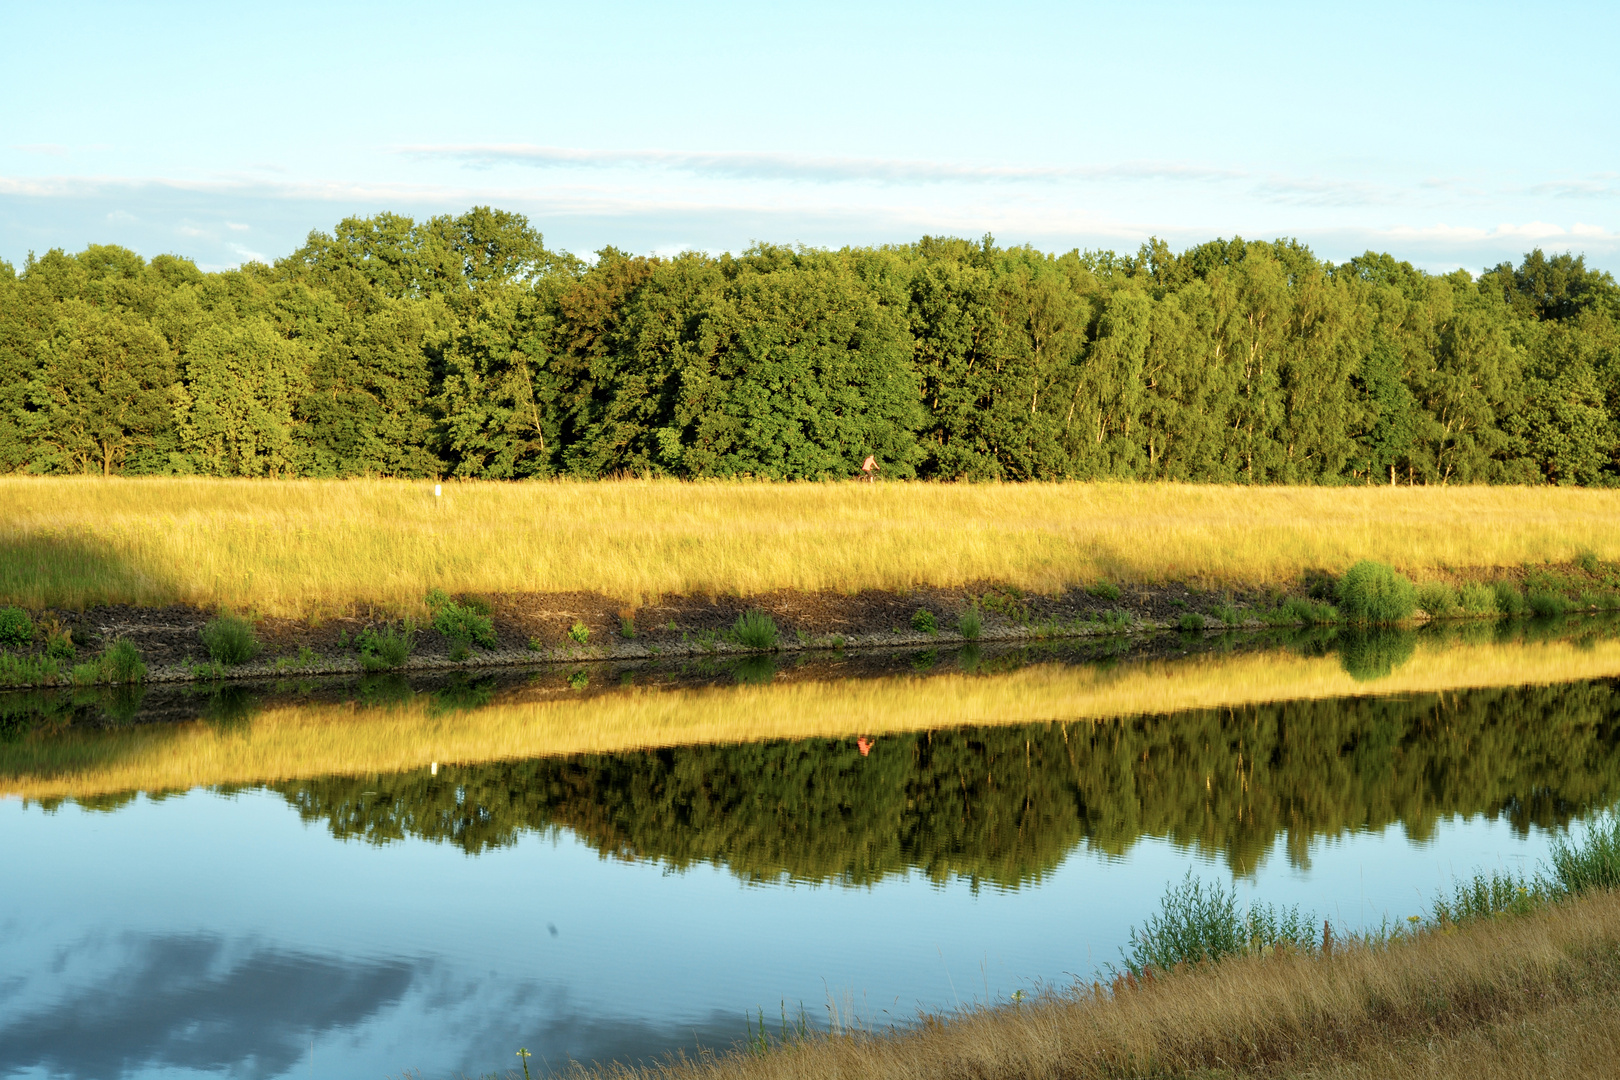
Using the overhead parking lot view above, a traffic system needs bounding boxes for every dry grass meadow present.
[8,631,1620,801]
[3,477,1620,617]
[577,887,1620,1080]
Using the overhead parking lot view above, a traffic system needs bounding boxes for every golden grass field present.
[3,477,1620,617]
[591,887,1620,1080]
[7,631,1619,801]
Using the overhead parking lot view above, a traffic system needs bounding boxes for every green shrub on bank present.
[957,604,982,640]
[100,639,147,684]
[357,622,415,671]
[1528,589,1570,617]
[1494,581,1529,616]
[426,590,497,648]
[0,652,58,687]
[1458,582,1499,616]
[1264,597,1337,625]
[1417,581,1459,618]
[1117,872,1319,976]
[1337,561,1417,624]
[1178,612,1206,631]
[201,614,261,665]
[910,609,937,635]
[1431,869,1543,925]
[0,607,33,648]
[733,609,779,650]
[1548,813,1620,895]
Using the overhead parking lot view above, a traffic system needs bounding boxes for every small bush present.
[448,640,471,662]
[957,605,982,640]
[1212,603,1242,627]
[1416,581,1459,619]
[1431,869,1541,926]
[0,606,33,648]
[567,621,590,645]
[1270,597,1337,625]
[201,615,260,665]
[1178,612,1206,631]
[1117,872,1318,977]
[1086,581,1121,601]
[733,609,779,650]
[71,660,102,686]
[1527,588,1570,617]
[0,653,58,687]
[1458,582,1499,616]
[910,608,937,635]
[357,622,414,671]
[619,615,636,639]
[1336,560,1417,624]
[45,628,76,661]
[101,639,147,684]
[1547,813,1620,896]
[1494,581,1529,616]
[1576,549,1602,574]
[434,603,497,648]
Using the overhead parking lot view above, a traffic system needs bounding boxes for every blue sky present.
[3,0,1617,273]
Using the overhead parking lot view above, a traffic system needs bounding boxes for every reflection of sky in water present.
[0,789,1575,1080]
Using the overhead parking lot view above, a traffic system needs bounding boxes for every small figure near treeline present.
[859,455,879,483]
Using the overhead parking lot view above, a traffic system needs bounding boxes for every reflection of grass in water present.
[10,628,1620,802]
[7,477,1620,615]
[1338,629,1418,681]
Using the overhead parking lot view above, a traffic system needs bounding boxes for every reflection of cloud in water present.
[0,934,415,1080]
[0,931,754,1080]
[445,978,749,1075]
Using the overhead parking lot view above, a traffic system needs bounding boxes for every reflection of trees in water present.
[270,680,1620,887]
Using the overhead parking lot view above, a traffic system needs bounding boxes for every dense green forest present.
[3,206,1618,483]
[267,680,1620,886]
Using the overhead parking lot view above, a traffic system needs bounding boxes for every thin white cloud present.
[1525,174,1620,199]
[13,144,69,158]
[227,241,268,263]
[399,143,1244,186]
[225,221,251,231]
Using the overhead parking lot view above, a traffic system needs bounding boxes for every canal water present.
[3,623,1618,1079]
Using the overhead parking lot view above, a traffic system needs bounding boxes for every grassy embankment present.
[553,819,1620,1080]
[7,630,1620,802]
[4,477,1620,616]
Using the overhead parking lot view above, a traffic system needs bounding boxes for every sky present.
[2,0,1617,273]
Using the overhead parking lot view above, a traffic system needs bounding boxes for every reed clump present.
[5,477,1620,617]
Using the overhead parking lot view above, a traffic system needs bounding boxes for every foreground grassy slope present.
[8,632,1620,801]
[3,477,1620,617]
[589,888,1620,1080]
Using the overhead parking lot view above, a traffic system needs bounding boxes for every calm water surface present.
[3,629,1618,1079]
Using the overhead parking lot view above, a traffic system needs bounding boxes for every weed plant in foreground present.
[6,478,1620,616]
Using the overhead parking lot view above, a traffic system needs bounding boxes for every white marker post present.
[434,483,442,498]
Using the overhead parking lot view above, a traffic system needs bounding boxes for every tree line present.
[270,679,1620,886]
[2,206,1617,483]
